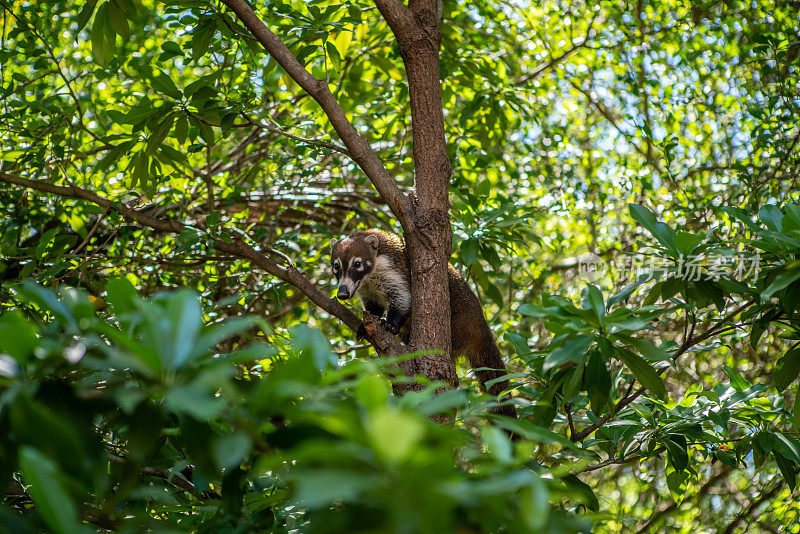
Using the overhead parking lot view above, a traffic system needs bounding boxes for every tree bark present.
[375,0,456,386]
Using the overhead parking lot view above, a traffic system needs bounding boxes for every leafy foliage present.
[0,283,589,532]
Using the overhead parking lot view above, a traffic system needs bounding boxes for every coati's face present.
[330,234,379,300]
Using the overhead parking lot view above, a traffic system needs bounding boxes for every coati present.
[330,229,516,417]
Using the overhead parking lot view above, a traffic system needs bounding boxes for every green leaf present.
[625,337,671,361]
[212,432,252,470]
[165,386,223,419]
[629,203,676,252]
[146,114,175,154]
[582,284,605,320]
[366,407,425,462]
[105,276,138,314]
[356,374,390,409]
[18,282,77,331]
[616,347,667,400]
[585,348,611,414]
[107,0,130,37]
[151,71,181,99]
[18,447,90,534]
[607,282,641,307]
[561,474,599,512]
[773,451,797,491]
[794,386,800,431]
[293,470,380,509]
[520,476,549,530]
[0,310,39,361]
[35,227,59,260]
[543,335,593,372]
[772,432,800,464]
[762,268,800,300]
[775,346,800,392]
[759,204,783,231]
[91,2,113,65]
[76,0,98,33]
[504,332,532,357]
[674,231,703,255]
[325,41,341,70]
[460,238,479,266]
[174,114,189,144]
[665,458,690,504]
[166,288,202,368]
[715,448,737,467]
[192,18,215,61]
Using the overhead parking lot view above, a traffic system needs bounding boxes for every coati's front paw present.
[379,317,399,335]
[356,323,369,341]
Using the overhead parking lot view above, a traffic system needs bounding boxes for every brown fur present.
[332,230,516,418]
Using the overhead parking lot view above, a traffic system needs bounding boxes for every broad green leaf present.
[356,373,391,409]
[674,231,703,255]
[325,41,341,70]
[212,432,252,470]
[166,289,202,368]
[723,365,750,391]
[19,447,90,534]
[76,0,98,33]
[151,71,181,99]
[107,0,130,37]
[625,337,671,361]
[616,347,667,400]
[582,284,605,320]
[192,18,215,61]
[0,310,38,361]
[585,348,611,414]
[772,432,800,464]
[774,346,800,392]
[91,2,114,65]
[773,451,797,491]
[543,335,593,372]
[561,474,599,512]
[762,268,800,300]
[629,203,676,252]
[759,204,783,231]
[665,459,690,504]
[520,476,549,531]
[366,407,425,463]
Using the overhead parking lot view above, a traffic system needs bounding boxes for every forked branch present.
[220,0,412,231]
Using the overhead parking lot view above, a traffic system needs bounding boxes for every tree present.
[1,0,799,532]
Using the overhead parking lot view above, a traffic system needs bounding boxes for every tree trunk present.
[376,0,457,388]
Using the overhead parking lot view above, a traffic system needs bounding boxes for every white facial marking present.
[339,276,359,298]
[356,254,411,315]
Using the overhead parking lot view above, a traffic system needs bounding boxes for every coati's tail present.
[449,269,517,419]
[468,327,518,419]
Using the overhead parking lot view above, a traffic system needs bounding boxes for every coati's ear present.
[364,234,379,252]
[330,238,339,252]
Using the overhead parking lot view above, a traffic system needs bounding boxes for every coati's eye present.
[354,259,362,269]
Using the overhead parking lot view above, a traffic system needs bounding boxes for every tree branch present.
[219,0,412,230]
[373,0,415,36]
[0,171,408,363]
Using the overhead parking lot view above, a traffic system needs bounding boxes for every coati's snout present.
[336,279,359,300]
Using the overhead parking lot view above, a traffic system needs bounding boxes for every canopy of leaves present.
[1,0,799,532]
